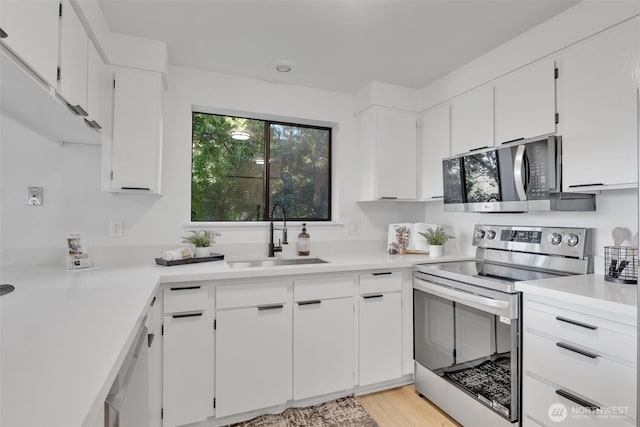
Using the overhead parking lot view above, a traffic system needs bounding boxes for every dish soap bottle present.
[297,223,310,256]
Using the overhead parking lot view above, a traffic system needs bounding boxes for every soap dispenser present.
[297,223,310,256]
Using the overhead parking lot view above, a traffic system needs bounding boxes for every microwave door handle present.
[513,144,527,201]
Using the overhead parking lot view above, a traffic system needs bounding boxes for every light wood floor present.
[358,385,461,427]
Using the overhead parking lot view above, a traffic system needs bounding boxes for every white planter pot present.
[429,244,443,257]
[194,246,212,258]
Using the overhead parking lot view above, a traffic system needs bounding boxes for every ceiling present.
[98,0,580,94]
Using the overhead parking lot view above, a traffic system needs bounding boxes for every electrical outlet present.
[26,186,43,206]
[110,220,123,237]
[347,222,361,235]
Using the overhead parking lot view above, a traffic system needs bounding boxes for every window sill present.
[183,221,345,231]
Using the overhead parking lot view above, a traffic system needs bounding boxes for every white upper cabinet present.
[561,18,640,191]
[495,59,556,144]
[358,107,417,200]
[450,85,494,155]
[0,0,59,88]
[420,104,449,200]
[110,66,163,194]
[85,40,108,131]
[58,0,88,116]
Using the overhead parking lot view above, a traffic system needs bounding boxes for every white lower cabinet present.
[293,276,354,399]
[215,281,291,418]
[358,272,403,386]
[522,296,637,426]
[162,286,214,427]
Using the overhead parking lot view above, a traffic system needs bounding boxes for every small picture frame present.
[67,233,92,269]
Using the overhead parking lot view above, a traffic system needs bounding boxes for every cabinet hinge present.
[555,113,559,124]
[161,408,163,420]
[113,79,116,89]
[150,296,156,307]
[59,3,62,17]
[57,67,61,81]
[161,324,164,336]
[213,398,216,409]
[213,319,216,330]
[110,171,113,181]
[554,67,559,79]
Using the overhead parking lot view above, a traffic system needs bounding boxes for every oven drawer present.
[524,332,636,413]
[523,373,635,426]
[525,302,636,364]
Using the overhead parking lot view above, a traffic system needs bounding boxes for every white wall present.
[0,66,424,262]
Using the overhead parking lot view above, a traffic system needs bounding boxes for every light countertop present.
[0,251,469,427]
[516,273,637,320]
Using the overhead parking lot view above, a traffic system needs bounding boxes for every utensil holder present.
[604,246,638,284]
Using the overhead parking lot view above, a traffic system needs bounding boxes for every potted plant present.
[419,226,453,257]
[181,230,221,258]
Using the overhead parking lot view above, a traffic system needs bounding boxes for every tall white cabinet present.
[561,17,640,191]
[110,66,163,194]
[358,107,417,200]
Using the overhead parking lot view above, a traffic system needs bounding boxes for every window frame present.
[190,111,333,223]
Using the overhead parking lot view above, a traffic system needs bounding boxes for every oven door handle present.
[414,278,513,318]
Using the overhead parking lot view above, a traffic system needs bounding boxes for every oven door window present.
[463,151,500,203]
[414,288,518,421]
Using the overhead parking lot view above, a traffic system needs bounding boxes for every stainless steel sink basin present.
[226,258,329,269]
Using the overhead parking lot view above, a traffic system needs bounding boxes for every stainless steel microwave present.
[442,135,596,212]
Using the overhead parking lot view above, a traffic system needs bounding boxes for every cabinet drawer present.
[163,285,208,314]
[217,281,287,309]
[525,332,636,412]
[523,373,635,426]
[294,276,354,301]
[526,304,636,364]
[359,271,402,294]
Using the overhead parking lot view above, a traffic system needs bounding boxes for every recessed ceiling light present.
[231,130,250,140]
[273,60,295,73]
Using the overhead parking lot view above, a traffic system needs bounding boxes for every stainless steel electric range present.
[413,224,593,427]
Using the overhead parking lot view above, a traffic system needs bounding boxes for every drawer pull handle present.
[555,389,600,410]
[363,294,384,300]
[0,28,8,39]
[556,342,599,359]
[150,296,156,306]
[372,272,392,276]
[297,300,321,306]
[258,304,284,311]
[172,312,203,319]
[121,187,151,191]
[556,316,597,330]
[170,286,201,291]
[147,333,155,348]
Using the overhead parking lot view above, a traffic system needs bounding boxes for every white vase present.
[194,246,212,258]
[429,244,443,257]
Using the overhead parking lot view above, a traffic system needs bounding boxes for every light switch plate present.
[27,186,43,206]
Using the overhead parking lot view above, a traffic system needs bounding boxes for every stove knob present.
[486,230,496,240]
[475,230,486,239]
[565,233,580,247]
[548,233,562,245]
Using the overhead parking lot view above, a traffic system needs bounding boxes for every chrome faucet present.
[268,203,288,257]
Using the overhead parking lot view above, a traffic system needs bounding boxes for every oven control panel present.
[473,225,592,259]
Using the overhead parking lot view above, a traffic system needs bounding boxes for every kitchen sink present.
[226,258,329,268]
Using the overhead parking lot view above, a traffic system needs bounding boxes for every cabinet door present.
[147,305,162,427]
[562,18,640,190]
[58,0,88,115]
[450,85,494,155]
[86,40,108,131]
[375,109,417,199]
[420,104,449,200]
[495,59,556,144]
[0,0,59,87]
[359,292,402,386]
[111,67,163,193]
[215,305,290,417]
[163,312,214,427]
[293,298,354,399]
